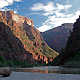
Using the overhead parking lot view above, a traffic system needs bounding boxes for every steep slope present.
[41,23,73,52]
[0,11,58,64]
[52,16,80,67]
[0,22,33,63]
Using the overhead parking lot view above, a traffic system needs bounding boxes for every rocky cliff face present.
[52,16,80,66]
[0,11,58,64]
[41,23,73,52]
[0,11,34,26]
[0,22,33,63]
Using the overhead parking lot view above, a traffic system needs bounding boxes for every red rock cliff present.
[0,11,59,64]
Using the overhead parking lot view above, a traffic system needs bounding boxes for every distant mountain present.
[52,16,80,67]
[41,23,73,52]
[0,11,58,65]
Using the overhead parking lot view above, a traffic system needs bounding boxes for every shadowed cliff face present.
[52,16,80,65]
[41,23,73,52]
[0,11,59,64]
[0,22,34,63]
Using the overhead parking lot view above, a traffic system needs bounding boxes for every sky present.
[0,0,80,32]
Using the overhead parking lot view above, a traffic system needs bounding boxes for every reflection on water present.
[13,66,80,74]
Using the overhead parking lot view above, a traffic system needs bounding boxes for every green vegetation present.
[62,52,80,68]
[34,28,38,34]
[41,41,59,57]
[0,55,7,67]
[5,19,10,23]
[18,26,22,28]
[0,54,33,67]
[0,55,47,68]
[0,13,59,66]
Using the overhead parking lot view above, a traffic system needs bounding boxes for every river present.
[0,66,80,80]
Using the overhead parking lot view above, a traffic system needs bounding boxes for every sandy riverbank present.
[0,71,80,80]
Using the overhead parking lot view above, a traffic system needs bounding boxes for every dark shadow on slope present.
[0,22,34,64]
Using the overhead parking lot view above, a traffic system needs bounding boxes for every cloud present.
[38,25,52,32]
[56,3,72,11]
[14,9,18,13]
[30,2,55,12]
[0,0,21,9]
[6,0,13,5]
[30,2,80,32]
[14,0,22,2]
[0,0,9,8]
[38,10,80,32]
[30,2,72,16]
[27,12,42,16]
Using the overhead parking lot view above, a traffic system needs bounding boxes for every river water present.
[0,66,80,80]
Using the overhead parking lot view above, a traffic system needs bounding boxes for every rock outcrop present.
[41,23,73,52]
[0,22,33,63]
[52,16,80,66]
[0,67,11,77]
[0,11,58,64]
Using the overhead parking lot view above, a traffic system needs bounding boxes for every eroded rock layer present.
[0,11,58,64]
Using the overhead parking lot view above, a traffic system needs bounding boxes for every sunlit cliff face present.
[0,10,34,27]
[13,13,34,27]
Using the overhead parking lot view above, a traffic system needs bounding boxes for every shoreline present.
[0,71,80,80]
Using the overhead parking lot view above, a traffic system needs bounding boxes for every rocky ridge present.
[41,23,73,52]
[0,11,58,64]
[52,16,80,66]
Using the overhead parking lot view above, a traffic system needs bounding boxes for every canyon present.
[0,11,58,65]
[52,16,80,67]
[41,23,73,52]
